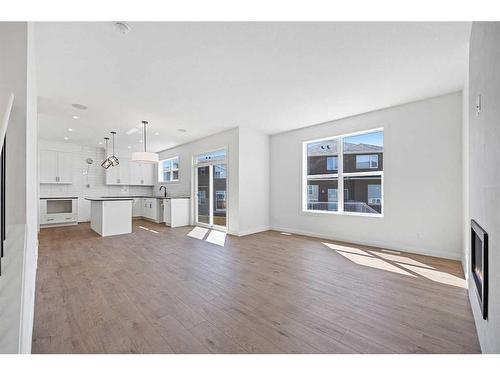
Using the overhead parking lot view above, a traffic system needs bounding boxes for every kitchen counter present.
[85,197,134,201]
[97,195,191,199]
[40,196,78,200]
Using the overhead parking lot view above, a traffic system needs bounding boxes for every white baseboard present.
[271,226,461,261]
[237,226,271,237]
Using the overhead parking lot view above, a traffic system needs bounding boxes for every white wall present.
[157,128,240,234]
[238,127,270,235]
[39,140,153,222]
[0,22,38,354]
[467,22,500,354]
[270,92,463,260]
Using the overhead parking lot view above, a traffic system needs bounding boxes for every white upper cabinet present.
[57,151,74,183]
[40,149,74,184]
[40,149,58,183]
[119,157,130,185]
[141,163,154,185]
[105,161,119,185]
[107,158,154,186]
[129,161,142,185]
[105,157,130,185]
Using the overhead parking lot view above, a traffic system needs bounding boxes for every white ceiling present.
[35,22,471,152]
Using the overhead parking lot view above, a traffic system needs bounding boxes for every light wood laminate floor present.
[32,220,480,353]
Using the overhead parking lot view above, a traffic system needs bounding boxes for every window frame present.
[302,127,384,218]
[158,156,180,183]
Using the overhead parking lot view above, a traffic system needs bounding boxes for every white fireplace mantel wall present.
[466,22,500,354]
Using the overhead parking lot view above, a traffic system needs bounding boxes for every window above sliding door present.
[303,128,384,217]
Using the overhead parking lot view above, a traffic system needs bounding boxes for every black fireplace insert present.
[471,219,488,320]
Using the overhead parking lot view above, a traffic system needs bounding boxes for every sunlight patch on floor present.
[187,226,209,240]
[371,251,435,269]
[138,225,158,234]
[398,263,466,288]
[187,226,227,247]
[336,250,416,277]
[324,241,466,287]
[322,242,374,257]
[206,230,227,246]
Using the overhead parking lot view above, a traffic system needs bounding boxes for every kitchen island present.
[85,197,133,237]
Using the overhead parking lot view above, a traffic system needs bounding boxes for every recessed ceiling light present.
[72,115,79,120]
[68,128,73,132]
[178,128,187,133]
[63,136,69,141]
[126,127,138,135]
[127,146,131,149]
[71,103,88,110]
[98,142,103,145]
[154,132,159,136]
[114,22,132,35]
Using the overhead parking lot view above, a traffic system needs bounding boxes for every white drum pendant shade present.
[131,151,158,163]
[132,120,158,163]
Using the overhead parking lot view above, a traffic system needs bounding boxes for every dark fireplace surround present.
[471,219,488,320]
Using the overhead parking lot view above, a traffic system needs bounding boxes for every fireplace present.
[471,220,488,319]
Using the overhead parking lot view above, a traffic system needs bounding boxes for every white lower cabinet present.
[163,198,190,228]
[135,198,162,223]
[132,198,143,217]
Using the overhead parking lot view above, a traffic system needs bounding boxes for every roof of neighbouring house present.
[307,141,383,156]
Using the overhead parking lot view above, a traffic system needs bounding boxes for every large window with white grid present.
[303,128,384,217]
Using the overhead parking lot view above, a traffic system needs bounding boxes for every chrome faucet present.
[159,185,167,197]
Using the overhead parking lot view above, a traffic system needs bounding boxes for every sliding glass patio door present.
[194,149,227,230]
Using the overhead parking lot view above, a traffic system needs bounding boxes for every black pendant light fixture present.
[108,131,120,166]
[101,137,111,169]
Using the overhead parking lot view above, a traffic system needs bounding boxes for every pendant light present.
[101,137,112,169]
[108,131,120,166]
[131,120,159,164]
